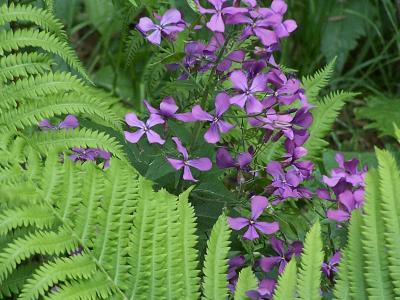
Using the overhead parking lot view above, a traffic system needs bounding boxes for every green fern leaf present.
[124,30,145,68]
[178,187,200,299]
[234,267,258,300]
[376,149,400,297]
[302,58,336,103]
[202,214,231,300]
[332,247,351,300]
[297,222,323,300]
[362,169,394,299]
[305,91,358,159]
[0,263,40,298]
[274,259,297,300]
[0,3,66,39]
[0,29,88,80]
[0,53,53,83]
[18,255,96,300]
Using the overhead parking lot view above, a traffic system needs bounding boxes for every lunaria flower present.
[230,70,267,114]
[266,161,303,200]
[137,9,185,45]
[216,148,252,170]
[322,251,341,278]
[326,190,364,222]
[143,96,195,122]
[228,196,279,240]
[260,236,303,274]
[69,148,111,169]
[264,68,301,106]
[167,137,212,182]
[39,115,79,130]
[124,112,165,145]
[227,256,245,292]
[196,0,248,32]
[192,93,235,143]
[246,278,276,300]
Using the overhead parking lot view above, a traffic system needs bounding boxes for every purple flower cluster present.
[317,153,367,222]
[39,115,111,168]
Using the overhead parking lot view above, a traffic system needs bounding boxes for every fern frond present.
[0,29,88,80]
[0,3,66,39]
[346,210,367,299]
[362,169,394,299]
[0,263,40,298]
[29,128,125,160]
[0,228,79,283]
[234,267,258,300]
[0,205,54,236]
[0,93,122,132]
[0,72,87,110]
[376,149,400,297]
[178,187,200,299]
[202,214,231,300]
[124,30,145,68]
[297,222,323,300]
[332,247,351,300]
[18,255,96,300]
[274,259,297,300]
[305,91,357,159]
[302,57,336,103]
[0,53,53,82]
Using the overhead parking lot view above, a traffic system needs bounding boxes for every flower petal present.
[146,130,165,144]
[245,95,264,114]
[143,100,159,115]
[147,114,165,127]
[160,96,179,116]
[38,119,55,130]
[270,236,285,256]
[172,137,189,160]
[137,17,156,32]
[215,92,231,116]
[243,225,259,240]
[216,148,236,169]
[260,256,281,272]
[230,94,247,108]
[230,70,248,91]
[250,73,268,93]
[227,217,249,230]
[160,8,182,26]
[59,115,79,129]
[254,27,277,46]
[204,124,221,143]
[254,221,279,235]
[237,152,252,168]
[327,209,350,222]
[125,112,144,128]
[207,12,225,32]
[192,105,213,121]
[146,29,162,45]
[167,158,184,170]
[188,157,212,171]
[250,196,268,219]
[183,165,197,182]
[124,129,145,143]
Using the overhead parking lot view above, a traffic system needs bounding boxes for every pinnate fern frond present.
[332,247,351,300]
[0,29,88,80]
[302,57,336,103]
[273,259,297,300]
[202,214,231,300]
[234,267,258,300]
[297,222,323,300]
[305,91,358,160]
[0,3,66,39]
[0,53,53,83]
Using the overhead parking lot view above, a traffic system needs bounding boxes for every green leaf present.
[274,259,297,300]
[234,267,258,300]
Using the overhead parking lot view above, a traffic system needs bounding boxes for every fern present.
[297,222,324,300]
[304,91,358,159]
[332,247,351,300]
[0,3,66,39]
[202,214,231,300]
[302,57,336,103]
[124,30,145,68]
[0,53,53,83]
[233,267,258,300]
[0,29,88,80]
[273,259,297,300]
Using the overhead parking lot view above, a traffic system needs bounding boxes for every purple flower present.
[260,236,303,274]
[192,93,235,143]
[216,148,252,170]
[246,278,276,300]
[243,60,267,79]
[217,50,246,72]
[196,0,248,32]
[322,251,341,278]
[143,96,194,122]
[264,68,301,106]
[167,137,212,182]
[39,115,79,130]
[69,148,111,169]
[124,112,165,145]
[230,70,267,113]
[137,9,185,45]
[228,196,279,240]
[227,256,245,292]
[266,161,303,200]
[326,190,364,222]
[268,0,297,39]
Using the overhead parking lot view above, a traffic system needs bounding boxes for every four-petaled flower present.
[137,9,185,45]
[322,251,341,279]
[216,147,252,170]
[264,68,301,106]
[192,93,235,143]
[260,236,303,274]
[70,148,111,169]
[326,190,364,222]
[39,115,79,130]
[230,70,267,113]
[167,137,212,182]
[124,112,166,145]
[196,0,248,32]
[228,196,279,240]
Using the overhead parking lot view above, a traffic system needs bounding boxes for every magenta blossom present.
[124,113,165,145]
[196,0,248,32]
[322,251,341,278]
[246,278,276,300]
[167,137,212,182]
[137,9,185,45]
[39,115,79,130]
[260,236,303,274]
[216,148,252,170]
[230,70,267,113]
[192,93,235,143]
[228,196,279,240]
